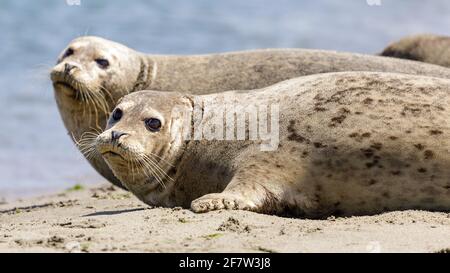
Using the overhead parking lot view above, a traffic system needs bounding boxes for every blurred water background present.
[1,0,450,199]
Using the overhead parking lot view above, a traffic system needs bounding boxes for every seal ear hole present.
[111,108,123,122]
[63,48,74,59]
[95,58,110,69]
[144,118,162,132]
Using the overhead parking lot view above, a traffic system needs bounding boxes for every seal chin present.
[50,71,83,98]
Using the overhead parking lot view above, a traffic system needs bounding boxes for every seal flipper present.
[191,161,297,215]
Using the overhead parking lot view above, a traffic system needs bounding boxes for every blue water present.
[1,0,450,199]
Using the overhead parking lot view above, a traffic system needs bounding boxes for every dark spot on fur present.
[363,98,374,105]
[329,108,350,127]
[371,143,383,150]
[355,111,363,115]
[361,148,374,158]
[429,129,443,135]
[314,106,327,112]
[362,132,371,138]
[369,179,377,185]
[417,168,427,173]
[402,106,421,116]
[414,144,425,150]
[314,94,325,101]
[314,142,327,148]
[382,192,390,198]
[424,150,434,160]
[287,120,309,143]
[330,115,347,126]
[349,132,359,138]
[391,170,401,176]
[389,136,398,140]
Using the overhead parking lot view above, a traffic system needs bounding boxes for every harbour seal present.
[381,34,450,67]
[95,72,450,217]
[51,36,450,188]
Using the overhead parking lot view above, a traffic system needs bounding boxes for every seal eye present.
[63,48,74,59]
[111,108,123,122]
[145,118,161,132]
[95,58,110,69]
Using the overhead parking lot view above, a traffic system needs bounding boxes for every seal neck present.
[130,55,157,93]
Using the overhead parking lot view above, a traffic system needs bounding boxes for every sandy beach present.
[1,184,449,253]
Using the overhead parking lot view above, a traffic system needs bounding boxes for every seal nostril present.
[64,63,76,74]
[111,131,128,142]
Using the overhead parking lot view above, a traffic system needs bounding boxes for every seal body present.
[95,72,450,218]
[52,36,450,188]
[381,34,450,68]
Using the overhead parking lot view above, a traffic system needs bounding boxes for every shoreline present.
[1,184,450,253]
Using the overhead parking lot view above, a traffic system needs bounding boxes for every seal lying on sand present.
[95,72,450,217]
[51,36,450,188]
[381,34,450,67]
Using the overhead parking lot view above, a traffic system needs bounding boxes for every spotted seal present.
[51,36,450,188]
[95,72,450,217]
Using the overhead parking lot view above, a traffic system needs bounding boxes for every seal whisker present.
[139,155,167,188]
[146,152,175,168]
[74,129,102,161]
[98,85,115,104]
[82,87,101,129]
[142,154,174,183]
[89,86,110,115]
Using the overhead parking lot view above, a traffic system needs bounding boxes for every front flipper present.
[191,160,292,214]
[190,150,321,216]
[191,191,260,213]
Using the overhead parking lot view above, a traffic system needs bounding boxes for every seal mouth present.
[50,71,82,97]
[54,81,77,92]
[101,150,127,160]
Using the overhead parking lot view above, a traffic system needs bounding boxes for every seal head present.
[50,37,153,187]
[95,91,192,203]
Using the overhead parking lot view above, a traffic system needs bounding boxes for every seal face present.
[96,92,192,203]
[96,72,450,218]
[53,35,450,189]
[381,34,450,68]
[51,36,146,187]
